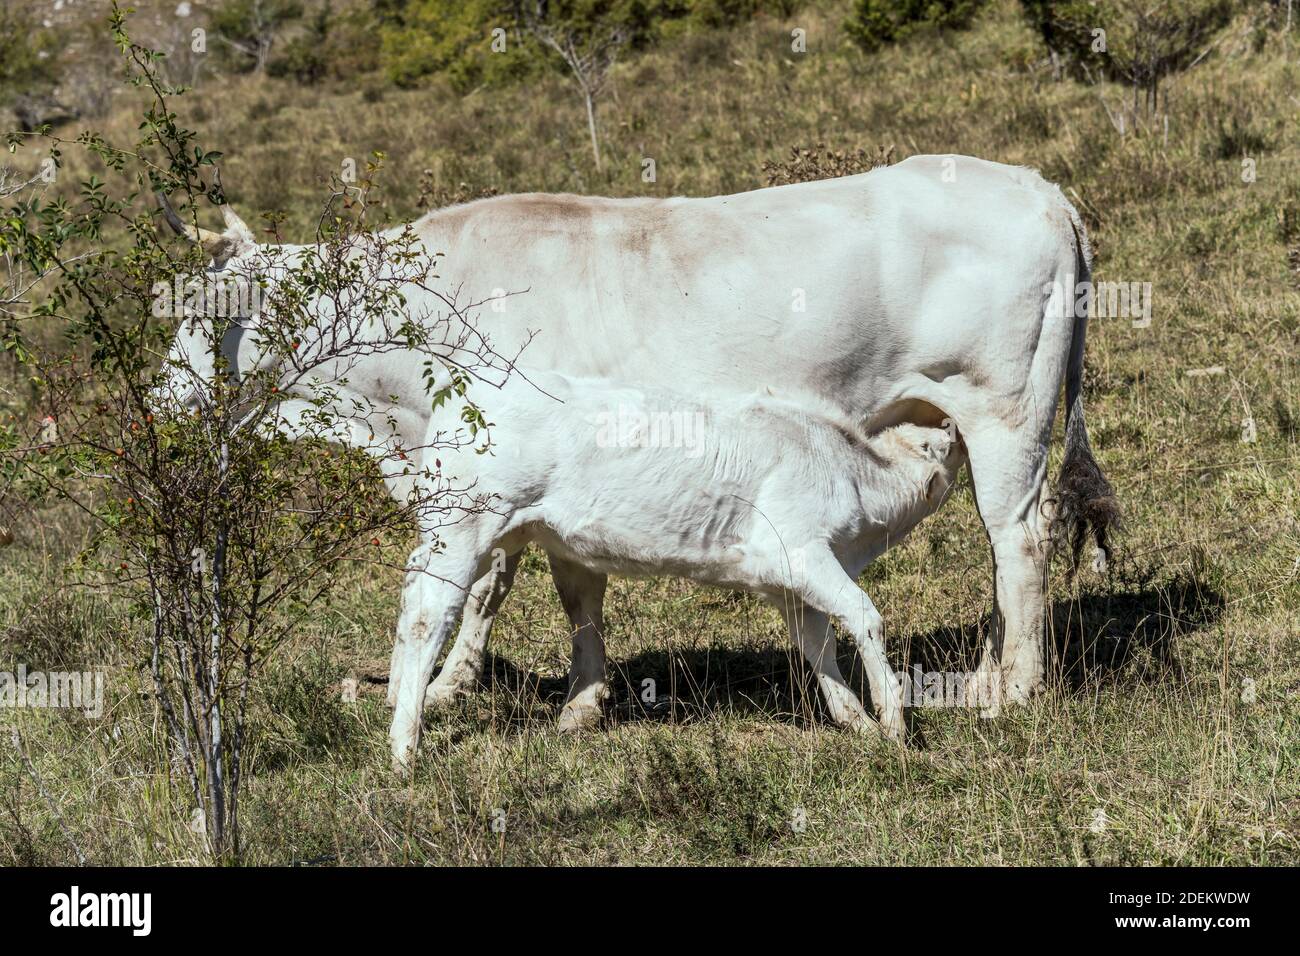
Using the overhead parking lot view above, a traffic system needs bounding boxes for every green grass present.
[1,0,1298,865]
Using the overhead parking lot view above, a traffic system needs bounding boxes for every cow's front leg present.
[423,549,522,709]
[389,537,478,772]
[548,553,609,733]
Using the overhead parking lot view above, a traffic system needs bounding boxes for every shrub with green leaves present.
[1,6,510,859]
[374,0,800,90]
[375,0,536,91]
[845,0,988,53]
[267,4,333,83]
[267,4,382,83]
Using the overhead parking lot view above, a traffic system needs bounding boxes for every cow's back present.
[402,157,1080,428]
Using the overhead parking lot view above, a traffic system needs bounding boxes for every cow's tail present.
[1051,209,1120,575]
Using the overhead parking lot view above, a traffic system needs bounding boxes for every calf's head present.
[870,419,965,534]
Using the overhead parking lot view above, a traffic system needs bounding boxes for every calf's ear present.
[924,469,943,504]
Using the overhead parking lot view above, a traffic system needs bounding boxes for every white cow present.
[382,368,965,766]
[156,154,1118,733]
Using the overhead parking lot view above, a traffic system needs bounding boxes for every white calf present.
[387,371,965,768]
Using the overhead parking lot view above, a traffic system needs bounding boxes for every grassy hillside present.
[1,0,1297,864]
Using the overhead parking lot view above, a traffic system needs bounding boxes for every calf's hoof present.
[820,682,877,735]
[390,746,415,777]
[843,711,885,739]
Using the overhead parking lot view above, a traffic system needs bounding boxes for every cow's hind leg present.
[963,422,1054,707]
[422,550,522,709]
[549,554,610,733]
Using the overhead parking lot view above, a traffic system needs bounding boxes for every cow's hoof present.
[424,677,473,710]
[556,703,603,733]
[840,711,884,739]
[964,665,1036,709]
[1000,678,1043,707]
[877,712,906,743]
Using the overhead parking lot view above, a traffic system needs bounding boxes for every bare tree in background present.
[208,0,303,73]
[515,2,630,171]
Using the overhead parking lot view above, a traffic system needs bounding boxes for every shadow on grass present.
[472,643,824,728]
[446,571,1225,732]
[1053,572,1224,690]
[902,571,1224,691]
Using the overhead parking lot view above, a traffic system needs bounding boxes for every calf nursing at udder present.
[386,369,966,768]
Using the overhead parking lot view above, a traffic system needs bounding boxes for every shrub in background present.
[761,143,896,187]
[1019,0,1238,113]
[0,1,68,130]
[267,4,333,83]
[374,0,803,91]
[652,0,801,34]
[0,1,63,95]
[845,0,988,53]
[376,0,537,91]
[208,0,305,73]
[267,3,381,83]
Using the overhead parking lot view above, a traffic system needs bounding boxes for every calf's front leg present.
[787,550,904,741]
[779,602,875,733]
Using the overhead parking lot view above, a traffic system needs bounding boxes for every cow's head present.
[151,192,286,412]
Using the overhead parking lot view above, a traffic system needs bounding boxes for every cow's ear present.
[220,205,256,246]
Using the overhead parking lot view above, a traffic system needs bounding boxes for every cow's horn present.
[156,191,227,255]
